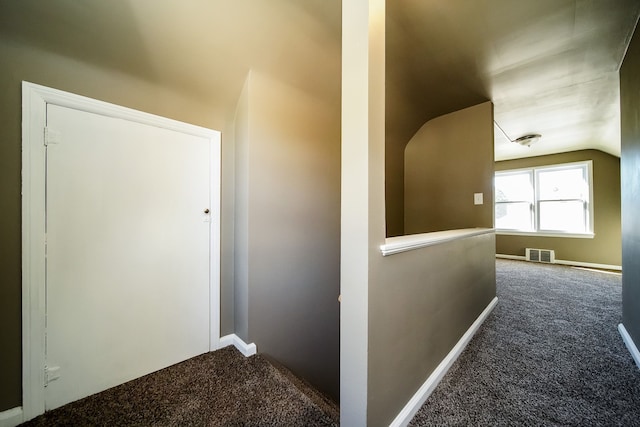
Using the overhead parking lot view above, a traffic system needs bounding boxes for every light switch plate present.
[474,193,483,205]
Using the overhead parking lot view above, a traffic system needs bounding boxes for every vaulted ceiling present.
[1,1,638,161]
[0,0,342,125]
[387,0,640,161]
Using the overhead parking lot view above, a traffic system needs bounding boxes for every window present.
[495,161,593,236]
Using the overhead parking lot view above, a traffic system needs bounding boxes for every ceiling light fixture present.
[514,133,541,147]
[494,121,542,148]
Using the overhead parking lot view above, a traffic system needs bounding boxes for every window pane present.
[495,172,533,202]
[539,200,586,232]
[537,167,588,201]
[495,202,533,230]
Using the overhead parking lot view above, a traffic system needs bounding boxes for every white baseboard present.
[389,297,498,427]
[496,254,622,271]
[618,323,640,370]
[219,334,257,357]
[0,407,23,427]
[555,259,621,271]
[495,254,525,261]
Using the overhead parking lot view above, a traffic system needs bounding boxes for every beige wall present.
[369,233,496,425]
[341,3,497,424]
[404,102,495,234]
[495,150,621,267]
[0,38,236,411]
[0,36,341,411]
[235,71,341,399]
[370,101,497,426]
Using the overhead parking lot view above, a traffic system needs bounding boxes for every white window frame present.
[495,160,594,238]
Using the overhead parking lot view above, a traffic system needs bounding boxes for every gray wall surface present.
[233,74,251,341]
[496,150,621,267]
[234,71,341,400]
[620,26,640,347]
[404,102,495,234]
[0,2,341,409]
[368,233,496,426]
[0,38,235,412]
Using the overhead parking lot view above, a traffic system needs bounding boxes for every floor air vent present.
[526,248,555,263]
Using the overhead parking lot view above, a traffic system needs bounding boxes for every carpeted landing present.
[410,259,640,426]
[21,260,640,426]
[21,346,339,426]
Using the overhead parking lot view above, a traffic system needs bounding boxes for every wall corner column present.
[341,0,386,425]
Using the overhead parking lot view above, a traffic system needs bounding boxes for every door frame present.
[21,81,221,421]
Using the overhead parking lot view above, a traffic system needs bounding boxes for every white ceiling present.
[387,0,640,161]
[2,1,639,161]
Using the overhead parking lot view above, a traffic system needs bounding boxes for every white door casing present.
[21,82,221,421]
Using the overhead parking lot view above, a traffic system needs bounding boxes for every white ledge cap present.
[380,228,495,256]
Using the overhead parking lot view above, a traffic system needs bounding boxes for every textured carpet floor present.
[22,346,339,426]
[410,259,640,426]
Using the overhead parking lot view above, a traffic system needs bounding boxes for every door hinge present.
[44,365,61,386]
[44,127,61,146]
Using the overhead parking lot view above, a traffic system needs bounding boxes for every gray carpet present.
[21,346,339,426]
[410,259,640,426]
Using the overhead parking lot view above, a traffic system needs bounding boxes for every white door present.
[44,104,212,410]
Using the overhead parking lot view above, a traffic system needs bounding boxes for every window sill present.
[496,230,595,239]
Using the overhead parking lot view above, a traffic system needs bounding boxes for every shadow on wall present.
[233,70,341,400]
[0,1,154,82]
[404,101,495,235]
